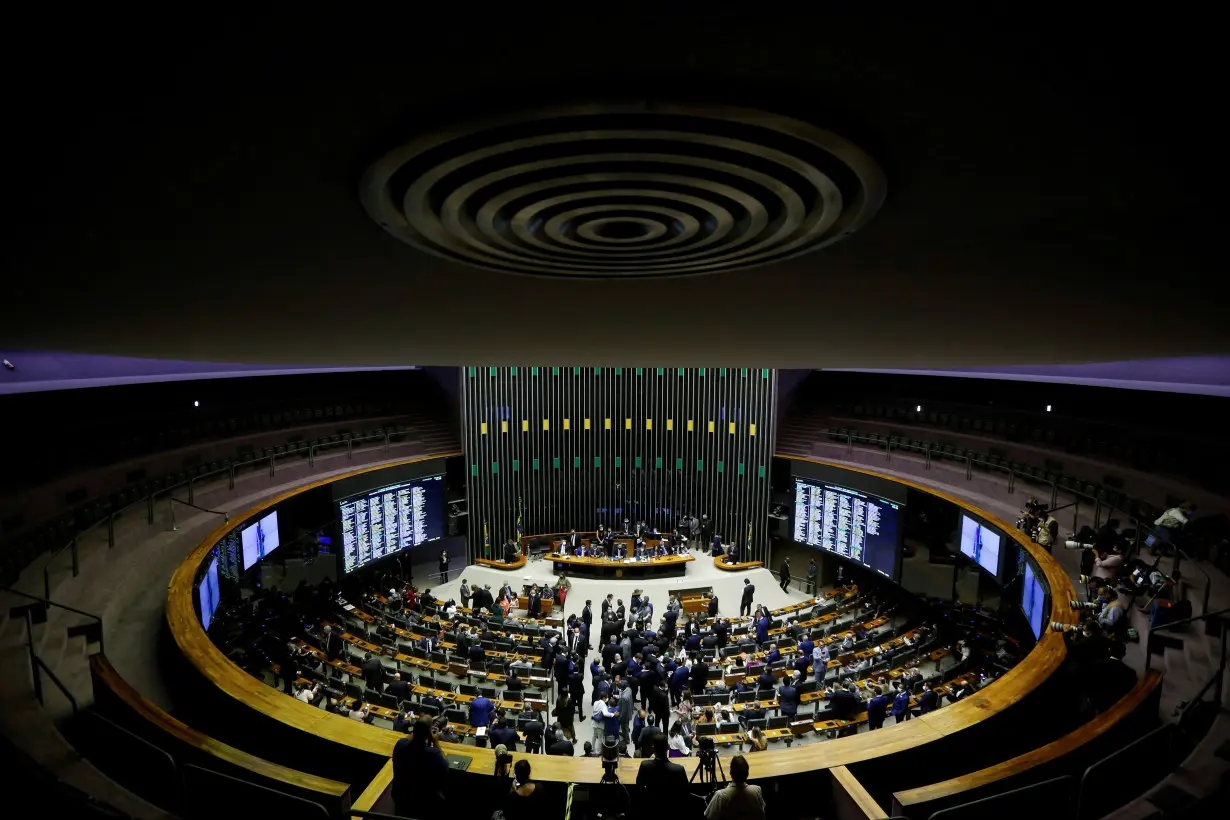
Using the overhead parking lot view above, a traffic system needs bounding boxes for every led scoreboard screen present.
[338,475,445,574]
[792,478,901,580]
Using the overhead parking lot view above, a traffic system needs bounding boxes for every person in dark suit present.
[867,686,891,730]
[489,715,519,750]
[778,672,801,718]
[601,595,613,620]
[523,716,545,753]
[740,579,756,617]
[829,683,863,720]
[392,719,446,817]
[615,600,626,625]
[325,627,343,662]
[547,735,574,755]
[756,669,776,691]
[756,614,770,645]
[361,652,385,691]
[779,557,791,592]
[554,652,573,696]
[386,676,411,701]
[635,733,687,787]
[708,594,720,618]
[469,694,494,728]
[581,600,593,629]
[568,529,580,551]
[438,549,449,581]
[916,682,938,714]
[690,655,709,698]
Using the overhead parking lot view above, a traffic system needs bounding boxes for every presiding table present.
[549,552,695,578]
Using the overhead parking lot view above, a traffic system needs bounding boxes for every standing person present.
[704,755,766,820]
[618,677,635,744]
[779,557,791,592]
[503,760,547,818]
[438,549,449,582]
[891,680,912,723]
[459,578,471,609]
[867,686,891,730]
[806,559,818,595]
[392,718,446,818]
[740,579,756,617]
[581,599,594,629]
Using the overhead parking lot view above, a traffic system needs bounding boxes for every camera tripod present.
[690,750,725,786]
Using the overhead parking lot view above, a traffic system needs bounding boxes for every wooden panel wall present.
[461,366,777,562]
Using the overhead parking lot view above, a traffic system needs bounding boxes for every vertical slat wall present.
[461,367,777,562]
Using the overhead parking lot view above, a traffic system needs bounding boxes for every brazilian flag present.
[746,520,753,550]
[483,520,491,559]
[515,498,524,545]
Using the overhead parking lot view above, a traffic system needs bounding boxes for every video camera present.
[1051,621,1080,634]
[600,735,620,783]
[1070,600,1100,612]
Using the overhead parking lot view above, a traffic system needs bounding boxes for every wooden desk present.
[714,555,764,571]
[550,552,694,578]
[476,554,527,571]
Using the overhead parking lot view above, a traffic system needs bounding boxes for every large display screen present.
[960,514,1002,577]
[1021,559,1047,641]
[241,510,281,571]
[199,555,221,631]
[339,475,445,574]
[792,478,901,580]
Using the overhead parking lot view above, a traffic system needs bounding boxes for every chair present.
[458,684,479,697]
[445,708,467,724]
[697,723,717,736]
[767,716,789,729]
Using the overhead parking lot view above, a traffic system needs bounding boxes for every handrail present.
[169,497,229,532]
[1146,604,1230,638]
[5,595,84,715]
[1144,605,1230,674]
[2,585,105,654]
[32,653,79,715]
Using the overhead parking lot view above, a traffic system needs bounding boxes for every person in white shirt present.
[295,682,321,705]
[667,721,692,756]
[592,697,618,747]
[348,703,371,722]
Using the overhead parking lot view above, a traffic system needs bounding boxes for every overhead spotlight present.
[1046,405,1052,412]
[916,405,921,412]
[194,400,200,407]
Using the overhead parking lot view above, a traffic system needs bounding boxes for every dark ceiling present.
[6,14,1225,368]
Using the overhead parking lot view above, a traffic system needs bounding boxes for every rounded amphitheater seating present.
[163,454,1082,796]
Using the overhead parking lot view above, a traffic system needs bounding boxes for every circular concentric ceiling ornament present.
[360,104,886,278]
